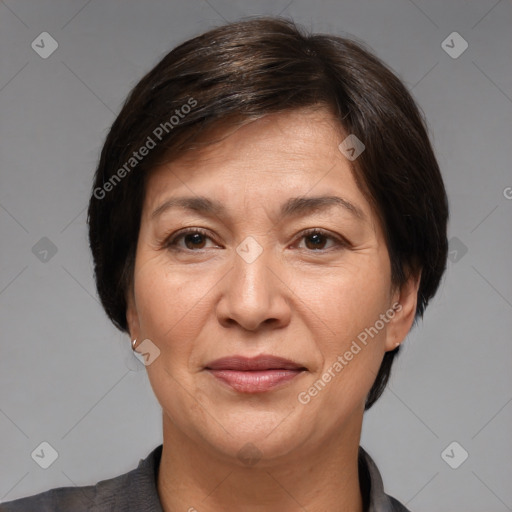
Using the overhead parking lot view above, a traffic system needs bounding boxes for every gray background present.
[0,1,511,510]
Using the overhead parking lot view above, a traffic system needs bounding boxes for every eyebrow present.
[150,195,366,222]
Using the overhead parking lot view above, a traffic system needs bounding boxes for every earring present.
[131,338,138,351]
[394,342,400,348]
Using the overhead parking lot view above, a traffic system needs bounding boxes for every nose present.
[216,242,292,332]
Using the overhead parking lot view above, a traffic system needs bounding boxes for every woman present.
[1,16,448,512]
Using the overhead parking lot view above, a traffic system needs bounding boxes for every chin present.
[213,430,304,468]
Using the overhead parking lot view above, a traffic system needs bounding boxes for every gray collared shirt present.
[0,445,411,511]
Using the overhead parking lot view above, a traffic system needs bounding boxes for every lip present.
[205,355,305,371]
[204,355,307,393]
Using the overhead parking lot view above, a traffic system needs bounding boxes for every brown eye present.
[166,229,216,251]
[297,229,346,251]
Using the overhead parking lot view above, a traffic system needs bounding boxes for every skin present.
[126,107,420,512]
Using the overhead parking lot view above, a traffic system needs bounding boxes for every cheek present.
[293,257,392,338]
[134,263,215,420]
[134,261,214,350]
[292,259,391,404]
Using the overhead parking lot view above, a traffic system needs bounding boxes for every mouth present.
[204,355,307,393]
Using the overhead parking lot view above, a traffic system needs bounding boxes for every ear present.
[384,268,422,352]
[125,284,141,343]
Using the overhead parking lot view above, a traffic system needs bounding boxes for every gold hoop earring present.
[131,338,138,351]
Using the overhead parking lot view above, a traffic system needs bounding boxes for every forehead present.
[141,108,374,224]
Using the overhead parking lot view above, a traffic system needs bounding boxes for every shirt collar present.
[359,445,411,512]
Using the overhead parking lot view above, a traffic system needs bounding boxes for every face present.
[126,108,419,465]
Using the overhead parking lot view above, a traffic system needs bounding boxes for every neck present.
[156,413,365,512]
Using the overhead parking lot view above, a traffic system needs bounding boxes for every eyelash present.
[163,228,348,253]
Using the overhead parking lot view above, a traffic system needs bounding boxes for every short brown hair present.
[87,16,448,410]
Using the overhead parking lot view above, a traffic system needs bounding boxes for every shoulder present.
[0,445,163,512]
[0,483,98,511]
[0,471,131,512]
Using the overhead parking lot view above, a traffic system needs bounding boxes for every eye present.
[295,229,347,251]
[163,228,348,253]
[165,228,218,251]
